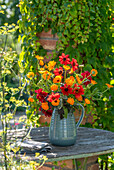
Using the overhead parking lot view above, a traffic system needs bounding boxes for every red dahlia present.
[54,67,63,76]
[81,71,92,86]
[35,89,48,102]
[59,53,70,65]
[47,92,60,102]
[72,84,84,99]
[60,84,73,96]
[71,58,78,71]
[39,106,52,117]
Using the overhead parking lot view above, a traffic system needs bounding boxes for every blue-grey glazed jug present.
[49,103,84,146]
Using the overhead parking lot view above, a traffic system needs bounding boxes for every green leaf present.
[63,106,68,118]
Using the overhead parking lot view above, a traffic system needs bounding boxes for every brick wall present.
[38,156,99,170]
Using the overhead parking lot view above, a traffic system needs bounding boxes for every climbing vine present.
[18,1,113,168]
[18,0,113,128]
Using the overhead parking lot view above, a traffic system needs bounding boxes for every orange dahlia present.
[41,102,49,110]
[51,84,58,91]
[85,98,90,104]
[39,60,44,66]
[67,97,74,105]
[51,99,60,106]
[65,76,75,86]
[53,76,62,83]
[48,61,56,71]
[28,97,34,102]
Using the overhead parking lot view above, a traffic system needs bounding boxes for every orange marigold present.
[91,69,98,77]
[51,84,58,91]
[76,75,82,84]
[35,55,44,60]
[67,97,74,105]
[91,80,97,85]
[51,99,60,106]
[42,71,51,80]
[53,76,62,83]
[77,95,83,101]
[39,60,44,66]
[106,83,113,88]
[85,98,90,104]
[48,61,56,71]
[27,72,34,79]
[28,97,34,102]
[65,76,75,86]
[41,102,49,110]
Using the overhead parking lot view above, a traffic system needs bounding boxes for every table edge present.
[46,149,114,162]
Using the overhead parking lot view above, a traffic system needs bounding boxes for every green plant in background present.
[0,22,47,169]
[18,0,114,169]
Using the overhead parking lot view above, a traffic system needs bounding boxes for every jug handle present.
[76,103,85,129]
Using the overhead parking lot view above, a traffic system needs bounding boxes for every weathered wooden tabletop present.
[3,127,114,162]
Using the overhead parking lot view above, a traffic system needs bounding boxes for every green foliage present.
[19,1,114,168]
[0,0,20,25]
[19,0,113,129]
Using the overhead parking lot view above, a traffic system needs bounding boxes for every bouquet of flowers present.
[26,53,113,119]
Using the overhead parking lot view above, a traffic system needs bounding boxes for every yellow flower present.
[63,65,70,70]
[39,68,45,74]
[85,98,90,104]
[67,97,74,105]
[69,68,74,74]
[91,80,97,85]
[51,84,58,91]
[48,61,56,71]
[53,76,61,83]
[65,76,74,86]
[39,60,44,66]
[51,99,60,106]
[27,72,34,79]
[42,71,51,80]
[40,68,44,71]
[76,75,82,84]
[28,97,34,102]
[35,55,44,60]
[41,102,49,110]
[106,83,113,88]
[91,69,98,77]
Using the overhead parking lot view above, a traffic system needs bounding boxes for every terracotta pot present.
[39,115,51,126]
